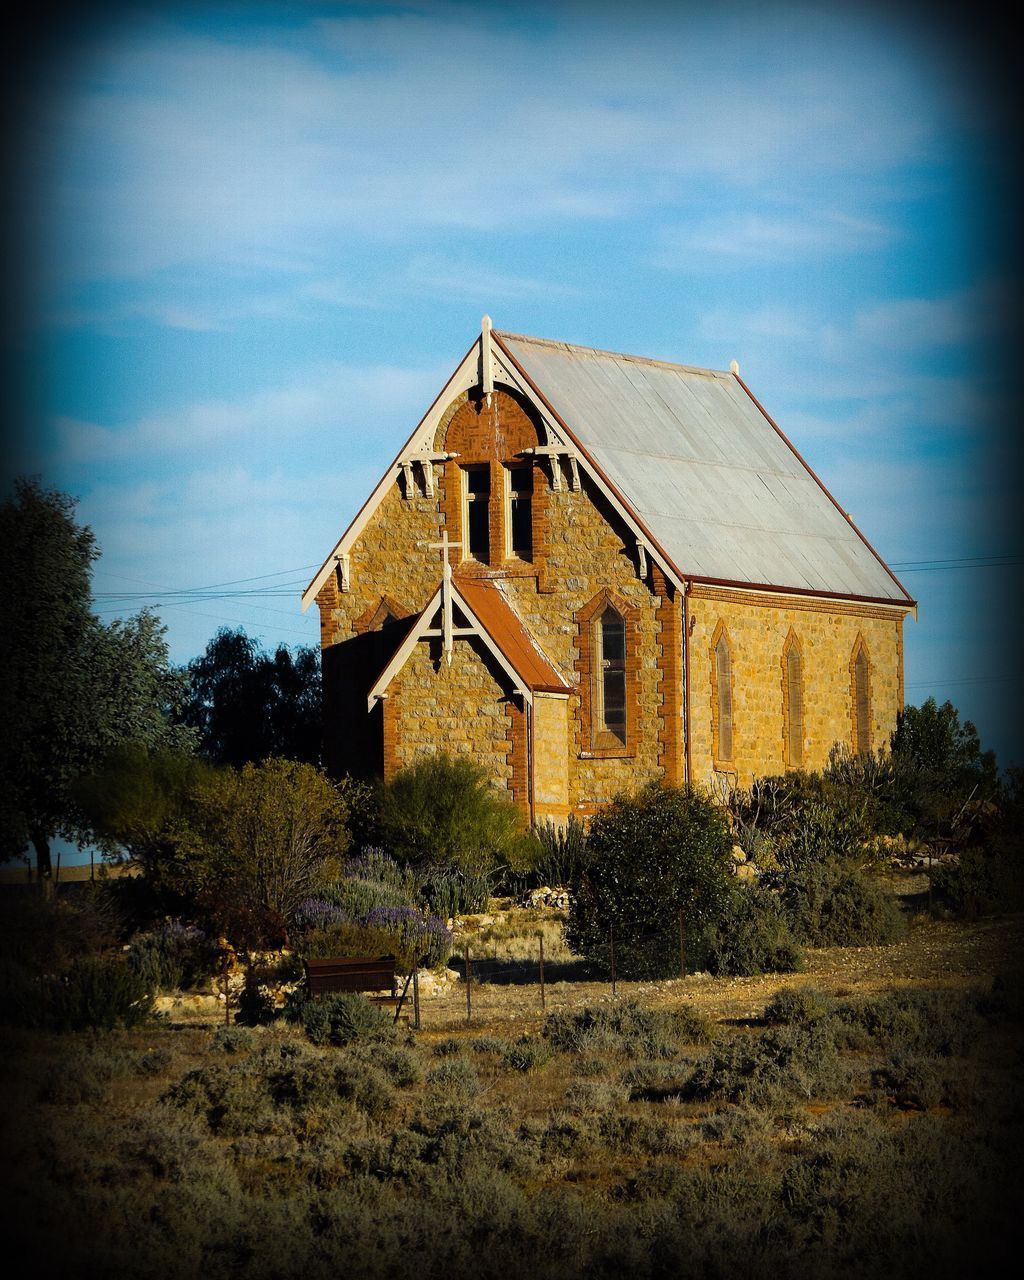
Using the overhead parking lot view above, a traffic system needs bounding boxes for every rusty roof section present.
[494,331,914,607]
[455,579,570,694]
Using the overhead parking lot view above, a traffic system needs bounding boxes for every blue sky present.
[5,0,1021,771]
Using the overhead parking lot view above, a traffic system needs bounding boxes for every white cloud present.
[659,210,895,266]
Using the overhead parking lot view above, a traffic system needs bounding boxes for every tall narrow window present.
[853,645,871,755]
[714,630,734,763]
[463,466,490,562]
[506,465,533,559]
[597,606,627,743]
[785,640,804,767]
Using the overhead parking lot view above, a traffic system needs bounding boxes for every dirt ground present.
[414,913,1024,1038]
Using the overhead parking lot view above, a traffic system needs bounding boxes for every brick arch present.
[849,633,872,755]
[710,619,736,771]
[575,587,639,758]
[439,387,543,460]
[781,628,804,769]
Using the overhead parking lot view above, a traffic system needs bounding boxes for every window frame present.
[461,464,491,564]
[575,588,638,758]
[504,463,533,561]
[710,620,736,771]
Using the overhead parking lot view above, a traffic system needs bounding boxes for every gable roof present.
[494,332,913,606]
[367,576,569,710]
[304,321,914,611]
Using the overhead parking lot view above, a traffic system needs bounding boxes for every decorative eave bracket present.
[521,444,581,492]
[398,450,459,499]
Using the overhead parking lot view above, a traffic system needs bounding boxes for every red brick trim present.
[849,632,872,755]
[382,687,400,781]
[574,587,639,759]
[505,697,530,817]
[652,567,682,784]
[709,619,736,773]
[352,594,413,636]
[315,571,341,648]
[781,628,804,770]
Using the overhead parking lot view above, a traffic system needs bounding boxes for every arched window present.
[852,640,871,755]
[576,588,636,757]
[783,633,804,768]
[711,623,734,766]
[597,606,626,743]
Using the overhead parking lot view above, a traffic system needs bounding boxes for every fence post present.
[464,942,472,1024]
[609,925,617,999]
[412,967,421,1030]
[538,933,546,1012]
[678,907,686,978]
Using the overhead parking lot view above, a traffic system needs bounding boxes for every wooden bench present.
[304,955,401,1007]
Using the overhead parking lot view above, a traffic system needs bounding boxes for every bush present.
[373,753,533,879]
[299,912,451,971]
[694,883,803,976]
[685,1022,849,1106]
[778,862,906,947]
[426,1057,480,1099]
[531,815,590,888]
[420,867,492,919]
[500,1037,551,1072]
[543,1001,691,1060]
[38,957,154,1032]
[929,848,1023,919]
[321,848,423,918]
[296,992,397,1047]
[566,784,733,979]
[763,986,835,1026]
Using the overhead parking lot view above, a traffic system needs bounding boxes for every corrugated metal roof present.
[496,332,911,604]
[457,580,569,693]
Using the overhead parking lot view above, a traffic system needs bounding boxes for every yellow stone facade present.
[317,385,908,819]
[687,585,905,788]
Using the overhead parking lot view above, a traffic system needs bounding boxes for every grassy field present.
[1,911,1021,1280]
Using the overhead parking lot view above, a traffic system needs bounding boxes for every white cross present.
[425,530,462,664]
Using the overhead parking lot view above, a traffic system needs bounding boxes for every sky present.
[3,0,1022,781]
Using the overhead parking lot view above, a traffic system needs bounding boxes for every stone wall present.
[386,634,515,786]
[686,585,905,788]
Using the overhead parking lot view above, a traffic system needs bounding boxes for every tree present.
[179,628,322,766]
[178,759,353,948]
[890,698,999,843]
[566,784,734,979]
[0,479,195,879]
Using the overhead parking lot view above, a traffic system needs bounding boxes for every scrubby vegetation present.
[1,969,1020,1279]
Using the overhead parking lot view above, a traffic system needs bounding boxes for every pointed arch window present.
[711,622,735,768]
[575,589,637,757]
[597,606,627,743]
[782,632,804,769]
[851,637,871,756]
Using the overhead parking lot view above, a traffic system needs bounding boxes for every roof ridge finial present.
[729,359,740,375]
[481,314,494,406]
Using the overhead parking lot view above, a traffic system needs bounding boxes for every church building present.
[304,319,915,824]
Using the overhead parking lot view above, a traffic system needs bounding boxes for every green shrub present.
[831,989,982,1058]
[694,883,804,976]
[929,848,1023,919]
[778,862,906,947]
[298,993,397,1047]
[322,848,422,917]
[211,1026,255,1054]
[163,1063,277,1136]
[543,1001,689,1060]
[566,784,733,979]
[420,868,492,919]
[43,956,154,1032]
[685,1022,849,1106]
[426,1057,480,1099]
[235,967,277,1026]
[374,753,533,879]
[500,1037,551,1072]
[531,814,590,888]
[763,986,835,1025]
[126,921,220,993]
